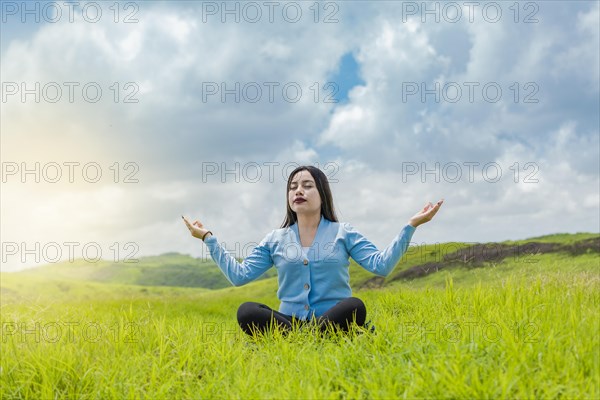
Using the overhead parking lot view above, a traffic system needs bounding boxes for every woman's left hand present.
[408,199,444,228]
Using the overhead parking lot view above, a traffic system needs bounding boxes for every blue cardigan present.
[203,215,416,320]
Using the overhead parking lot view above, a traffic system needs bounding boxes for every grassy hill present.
[1,232,597,305]
[1,232,598,399]
[352,232,599,290]
[1,252,277,293]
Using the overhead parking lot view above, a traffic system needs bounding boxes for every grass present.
[1,234,598,399]
[10,253,276,291]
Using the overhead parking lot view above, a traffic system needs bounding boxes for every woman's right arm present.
[183,216,274,286]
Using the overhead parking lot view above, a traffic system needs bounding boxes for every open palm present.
[409,199,444,227]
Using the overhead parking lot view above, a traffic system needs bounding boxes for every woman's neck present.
[296,212,321,231]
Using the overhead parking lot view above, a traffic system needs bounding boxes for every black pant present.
[236,297,367,336]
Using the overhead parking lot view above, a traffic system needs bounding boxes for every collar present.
[289,214,328,248]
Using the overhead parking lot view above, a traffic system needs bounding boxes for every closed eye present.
[289,183,314,190]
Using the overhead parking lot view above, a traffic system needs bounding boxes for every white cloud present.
[1,2,598,271]
[552,2,600,91]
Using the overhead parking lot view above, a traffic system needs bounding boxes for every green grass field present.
[1,234,598,399]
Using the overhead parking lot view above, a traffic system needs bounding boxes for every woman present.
[183,165,443,336]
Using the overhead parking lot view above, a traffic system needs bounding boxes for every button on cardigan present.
[203,215,416,320]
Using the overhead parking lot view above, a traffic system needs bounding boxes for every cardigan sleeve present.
[343,223,416,277]
[203,231,274,286]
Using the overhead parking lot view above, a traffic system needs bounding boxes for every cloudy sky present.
[1,0,598,271]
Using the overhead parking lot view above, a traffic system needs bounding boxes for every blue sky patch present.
[327,51,366,105]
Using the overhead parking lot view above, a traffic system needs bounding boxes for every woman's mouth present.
[294,198,307,204]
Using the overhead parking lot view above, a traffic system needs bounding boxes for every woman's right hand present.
[182,216,211,240]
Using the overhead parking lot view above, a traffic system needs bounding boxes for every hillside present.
[354,233,600,289]
[1,233,598,400]
[2,252,277,290]
[1,232,597,305]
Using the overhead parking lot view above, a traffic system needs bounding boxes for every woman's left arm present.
[346,199,443,276]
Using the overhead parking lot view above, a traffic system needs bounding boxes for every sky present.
[1,0,599,272]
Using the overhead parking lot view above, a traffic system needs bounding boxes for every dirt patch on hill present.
[356,237,600,289]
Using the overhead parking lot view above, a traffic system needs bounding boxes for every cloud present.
[1,1,598,271]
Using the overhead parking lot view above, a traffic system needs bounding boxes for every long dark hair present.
[280,165,338,228]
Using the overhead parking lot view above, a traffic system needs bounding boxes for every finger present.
[427,200,442,212]
[423,206,436,215]
[182,216,192,228]
[427,205,441,217]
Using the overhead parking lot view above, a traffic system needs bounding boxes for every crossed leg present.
[236,297,367,336]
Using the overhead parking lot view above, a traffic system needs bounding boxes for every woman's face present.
[288,170,322,215]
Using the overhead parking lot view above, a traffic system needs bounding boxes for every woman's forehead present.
[291,170,315,182]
